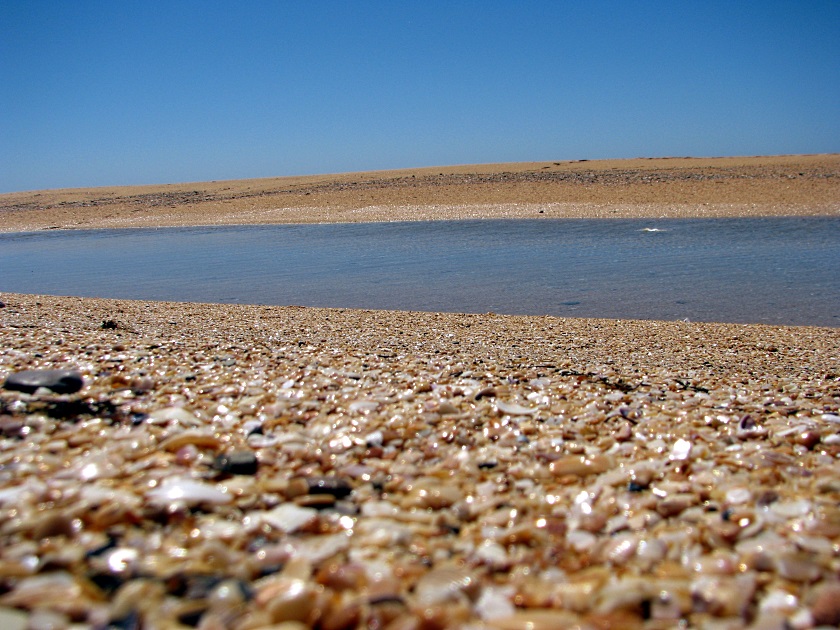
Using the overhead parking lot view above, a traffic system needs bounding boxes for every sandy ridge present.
[1,154,838,231]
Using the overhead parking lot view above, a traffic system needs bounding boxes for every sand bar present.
[1,154,838,231]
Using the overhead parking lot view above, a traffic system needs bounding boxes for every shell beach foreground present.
[1,293,839,629]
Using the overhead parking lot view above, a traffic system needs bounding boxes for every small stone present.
[405,483,460,510]
[3,369,84,394]
[259,503,318,534]
[365,430,384,447]
[437,401,460,415]
[656,493,695,518]
[0,416,25,438]
[793,430,821,450]
[810,582,840,626]
[160,430,221,452]
[294,494,337,509]
[213,450,259,475]
[285,476,353,499]
[32,511,76,540]
[774,551,821,582]
[550,454,613,477]
[305,476,353,498]
[475,387,497,400]
[490,609,584,630]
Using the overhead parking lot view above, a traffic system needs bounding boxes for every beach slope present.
[1,293,839,627]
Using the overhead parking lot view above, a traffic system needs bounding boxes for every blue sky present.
[1,1,838,193]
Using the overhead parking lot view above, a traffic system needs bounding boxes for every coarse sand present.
[0,293,839,627]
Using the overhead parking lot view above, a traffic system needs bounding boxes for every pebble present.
[294,476,353,498]
[550,454,613,477]
[2,369,83,394]
[810,582,840,626]
[213,450,259,475]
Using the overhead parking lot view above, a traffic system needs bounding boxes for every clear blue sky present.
[1,1,838,193]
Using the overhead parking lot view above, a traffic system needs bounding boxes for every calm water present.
[1,218,839,326]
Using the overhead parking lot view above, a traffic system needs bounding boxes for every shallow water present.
[2,218,838,326]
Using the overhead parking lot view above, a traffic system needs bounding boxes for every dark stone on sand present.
[214,450,259,475]
[286,475,351,499]
[306,476,353,498]
[0,416,25,438]
[3,369,84,394]
[0,299,5,308]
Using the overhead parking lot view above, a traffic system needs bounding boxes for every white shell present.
[496,400,537,415]
[146,477,231,506]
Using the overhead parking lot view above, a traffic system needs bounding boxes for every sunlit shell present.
[145,476,231,506]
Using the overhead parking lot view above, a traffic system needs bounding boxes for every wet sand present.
[1,156,840,627]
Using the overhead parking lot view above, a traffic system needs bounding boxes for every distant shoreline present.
[2,154,837,232]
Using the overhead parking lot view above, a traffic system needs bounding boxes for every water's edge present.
[2,218,838,327]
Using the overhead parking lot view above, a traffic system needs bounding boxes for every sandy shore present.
[1,293,839,628]
[1,154,838,231]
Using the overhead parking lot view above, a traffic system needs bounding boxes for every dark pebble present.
[369,594,407,607]
[85,536,119,559]
[183,574,223,599]
[213,450,259,475]
[307,476,353,498]
[108,610,141,630]
[475,387,497,400]
[177,608,207,627]
[0,299,5,308]
[0,416,26,438]
[32,511,76,539]
[131,412,149,426]
[88,572,127,595]
[793,430,821,450]
[3,369,84,394]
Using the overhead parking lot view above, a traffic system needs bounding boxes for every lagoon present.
[1,218,838,326]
